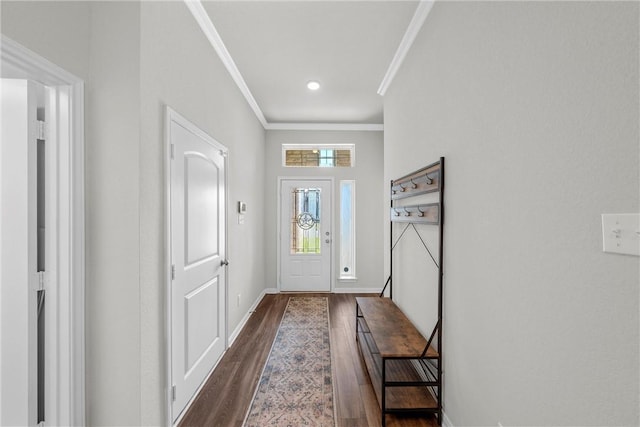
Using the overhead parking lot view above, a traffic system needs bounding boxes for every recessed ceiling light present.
[307,80,320,91]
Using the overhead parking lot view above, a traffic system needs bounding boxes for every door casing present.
[0,35,86,427]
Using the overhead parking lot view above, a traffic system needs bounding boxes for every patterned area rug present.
[244,297,335,427]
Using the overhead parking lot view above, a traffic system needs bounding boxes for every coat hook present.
[424,173,433,185]
[394,208,401,216]
[409,178,418,189]
[403,207,411,216]
[399,183,407,192]
[417,206,425,217]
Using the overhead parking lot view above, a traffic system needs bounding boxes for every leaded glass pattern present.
[290,188,321,254]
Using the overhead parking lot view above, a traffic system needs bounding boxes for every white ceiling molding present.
[377,0,434,96]
[265,123,384,132]
[184,0,268,128]
[186,0,389,131]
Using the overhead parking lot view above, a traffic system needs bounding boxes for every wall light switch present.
[602,214,640,256]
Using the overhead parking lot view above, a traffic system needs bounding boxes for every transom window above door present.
[282,144,354,167]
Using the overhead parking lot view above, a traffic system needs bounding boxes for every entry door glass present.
[291,188,321,254]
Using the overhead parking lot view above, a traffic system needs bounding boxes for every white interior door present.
[280,179,332,292]
[0,79,46,426]
[168,109,227,423]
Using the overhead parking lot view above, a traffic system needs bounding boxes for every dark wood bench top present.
[356,297,438,359]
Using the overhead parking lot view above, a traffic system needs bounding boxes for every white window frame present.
[281,143,355,167]
[339,180,357,281]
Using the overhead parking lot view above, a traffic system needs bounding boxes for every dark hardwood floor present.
[178,293,439,427]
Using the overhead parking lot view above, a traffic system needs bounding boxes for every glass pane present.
[340,181,356,278]
[290,188,321,254]
[284,147,352,167]
[319,149,334,167]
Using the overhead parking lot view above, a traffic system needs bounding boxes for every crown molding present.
[377,0,434,96]
[265,123,383,132]
[184,0,268,128]
[186,0,386,132]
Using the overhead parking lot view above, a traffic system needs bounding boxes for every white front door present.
[168,109,227,423]
[280,179,332,292]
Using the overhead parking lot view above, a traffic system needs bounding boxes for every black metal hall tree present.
[379,156,445,424]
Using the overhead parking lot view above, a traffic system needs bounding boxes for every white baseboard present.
[228,287,275,347]
[333,287,380,294]
[442,411,454,427]
[228,286,377,346]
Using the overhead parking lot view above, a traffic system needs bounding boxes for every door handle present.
[221,259,229,266]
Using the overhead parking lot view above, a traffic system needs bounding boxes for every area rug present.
[243,297,335,427]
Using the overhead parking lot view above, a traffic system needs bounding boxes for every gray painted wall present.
[383,2,639,425]
[2,2,267,425]
[264,130,385,292]
[139,3,266,424]
[3,2,145,424]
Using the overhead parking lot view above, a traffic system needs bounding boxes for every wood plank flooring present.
[178,293,439,427]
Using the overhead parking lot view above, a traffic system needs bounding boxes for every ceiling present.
[200,1,420,125]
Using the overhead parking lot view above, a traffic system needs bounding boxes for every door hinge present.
[37,120,46,140]
[35,271,46,291]
[171,265,175,280]
[171,385,177,402]
[170,144,175,159]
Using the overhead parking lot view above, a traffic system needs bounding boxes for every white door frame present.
[276,176,334,292]
[164,107,229,426]
[0,35,86,426]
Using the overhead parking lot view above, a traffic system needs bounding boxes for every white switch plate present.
[602,213,640,256]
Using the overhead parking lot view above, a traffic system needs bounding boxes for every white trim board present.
[377,0,435,96]
[265,123,383,132]
[184,0,268,128]
[442,411,454,427]
[333,288,380,294]
[228,288,277,346]
[186,0,433,125]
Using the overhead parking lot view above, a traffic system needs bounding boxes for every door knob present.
[221,259,229,266]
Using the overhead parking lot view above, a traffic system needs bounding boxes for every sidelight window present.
[339,180,356,280]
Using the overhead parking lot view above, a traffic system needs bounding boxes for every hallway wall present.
[2,2,267,425]
[3,2,144,424]
[383,2,639,425]
[264,130,385,292]
[139,3,266,424]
